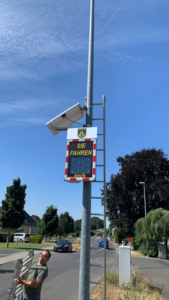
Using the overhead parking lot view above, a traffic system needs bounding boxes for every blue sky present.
[1,1,169,227]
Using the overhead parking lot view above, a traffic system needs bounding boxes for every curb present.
[0,246,54,266]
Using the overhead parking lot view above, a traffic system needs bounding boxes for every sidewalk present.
[0,246,53,266]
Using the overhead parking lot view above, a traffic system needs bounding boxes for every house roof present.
[31,215,41,223]
[0,208,37,226]
[24,211,37,226]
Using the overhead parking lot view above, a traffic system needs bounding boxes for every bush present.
[29,235,43,244]
[147,241,158,257]
[0,233,14,242]
[30,238,42,244]
[123,238,128,245]
[68,232,80,238]
[95,229,104,236]
[113,229,127,243]
[139,240,158,257]
[70,233,76,237]
[139,242,147,256]
[131,237,139,250]
[147,247,157,257]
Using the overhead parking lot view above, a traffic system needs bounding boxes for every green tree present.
[109,221,115,236]
[74,219,81,233]
[74,217,104,235]
[58,212,74,237]
[0,178,27,247]
[91,217,104,230]
[42,205,59,241]
[105,148,169,235]
[36,219,46,236]
[135,208,169,254]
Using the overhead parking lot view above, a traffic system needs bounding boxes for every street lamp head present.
[139,182,145,185]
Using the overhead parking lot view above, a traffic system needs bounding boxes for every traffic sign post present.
[46,2,106,300]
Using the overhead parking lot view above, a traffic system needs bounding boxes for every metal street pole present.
[139,182,147,249]
[139,182,147,217]
[143,183,147,217]
[78,1,94,300]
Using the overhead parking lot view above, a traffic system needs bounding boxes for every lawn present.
[0,242,53,251]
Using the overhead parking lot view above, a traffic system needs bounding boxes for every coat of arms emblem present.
[78,128,86,138]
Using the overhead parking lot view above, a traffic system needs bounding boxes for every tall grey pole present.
[143,184,146,217]
[139,182,147,217]
[143,183,148,250]
[139,182,147,250]
[78,1,94,300]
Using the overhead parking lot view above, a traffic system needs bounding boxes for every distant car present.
[54,239,72,252]
[98,238,109,249]
[14,233,30,243]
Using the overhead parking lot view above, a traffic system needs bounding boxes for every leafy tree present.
[74,219,81,233]
[36,219,46,236]
[91,217,104,230]
[74,217,104,235]
[58,212,74,237]
[135,208,169,254]
[113,228,127,243]
[105,148,169,235]
[42,205,59,241]
[0,178,27,247]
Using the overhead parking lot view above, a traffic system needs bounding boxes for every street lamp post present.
[139,182,148,251]
[139,182,146,217]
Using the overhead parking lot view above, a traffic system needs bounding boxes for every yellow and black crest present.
[78,128,86,138]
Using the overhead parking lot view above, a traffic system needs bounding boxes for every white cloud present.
[0,96,72,127]
[0,0,169,80]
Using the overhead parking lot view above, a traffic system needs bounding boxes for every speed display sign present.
[64,127,97,182]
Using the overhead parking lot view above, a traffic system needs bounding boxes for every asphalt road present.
[0,238,116,300]
[1,240,168,300]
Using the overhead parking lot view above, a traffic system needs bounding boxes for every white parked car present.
[14,233,30,243]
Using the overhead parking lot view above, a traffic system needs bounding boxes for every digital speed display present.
[68,141,93,178]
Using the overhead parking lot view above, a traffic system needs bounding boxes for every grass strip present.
[90,269,164,300]
[0,242,52,251]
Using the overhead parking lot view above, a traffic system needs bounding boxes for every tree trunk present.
[6,228,10,248]
[45,234,47,242]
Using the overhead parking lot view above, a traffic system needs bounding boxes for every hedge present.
[0,233,14,242]
[113,229,127,243]
[29,235,43,244]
